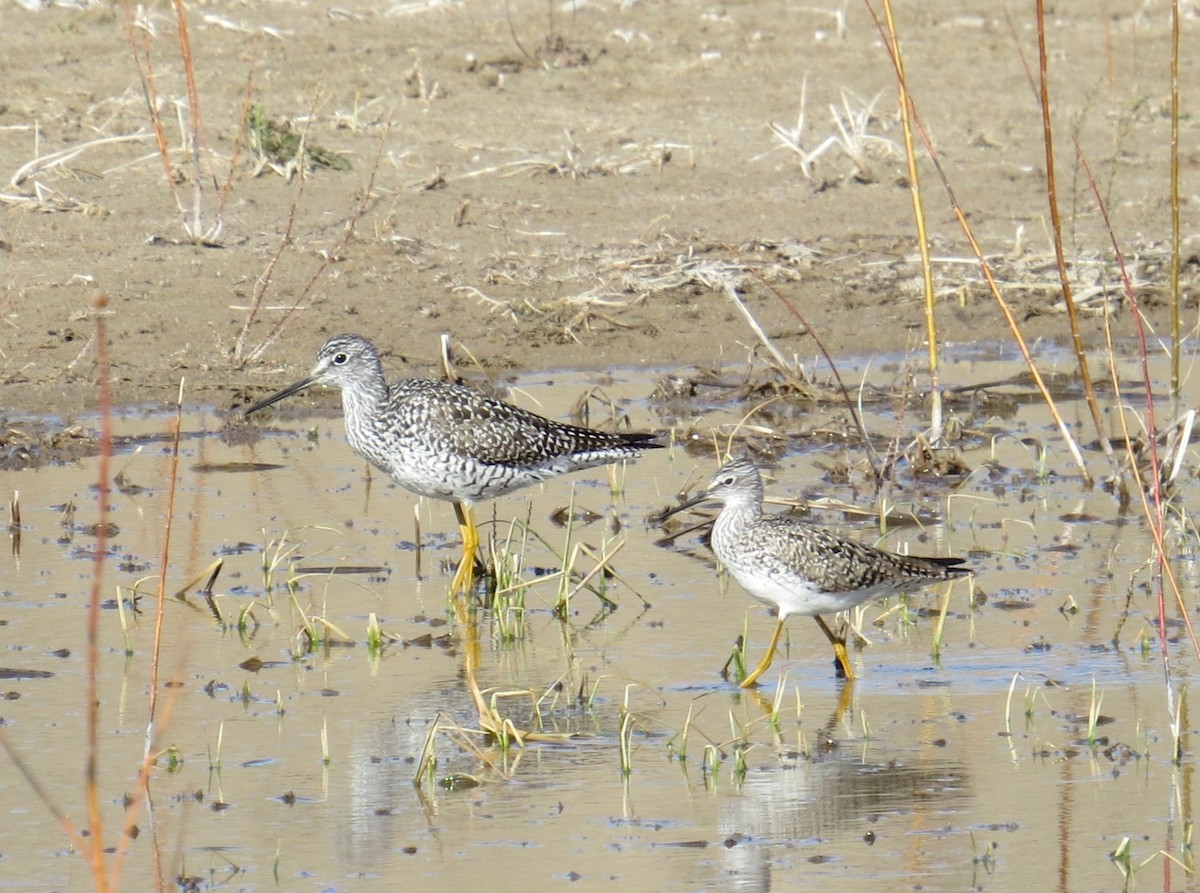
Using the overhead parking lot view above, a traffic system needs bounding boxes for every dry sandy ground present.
[1,0,1196,418]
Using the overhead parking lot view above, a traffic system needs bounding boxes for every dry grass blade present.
[723,282,796,375]
[565,539,646,607]
[173,558,225,600]
[722,244,878,476]
[1161,410,1194,487]
[413,712,443,785]
[762,74,825,179]
[8,489,19,558]
[460,625,574,750]
[763,78,897,181]
[432,134,683,187]
[9,133,152,188]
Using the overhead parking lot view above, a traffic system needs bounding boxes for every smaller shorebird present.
[662,457,969,686]
[244,334,661,595]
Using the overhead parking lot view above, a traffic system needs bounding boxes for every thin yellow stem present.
[863,0,1092,485]
[881,0,941,444]
[1034,0,1112,467]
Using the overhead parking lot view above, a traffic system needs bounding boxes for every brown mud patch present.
[1,0,1196,422]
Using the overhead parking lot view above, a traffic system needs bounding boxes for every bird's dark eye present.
[333,352,349,365]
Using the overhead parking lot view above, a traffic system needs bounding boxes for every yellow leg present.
[832,676,855,722]
[744,676,856,728]
[740,617,787,688]
[449,502,479,596]
[463,610,488,723]
[814,614,854,681]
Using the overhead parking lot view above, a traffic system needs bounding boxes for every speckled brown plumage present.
[664,457,970,685]
[245,334,661,593]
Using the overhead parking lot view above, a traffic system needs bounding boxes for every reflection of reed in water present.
[717,754,971,891]
[339,700,448,863]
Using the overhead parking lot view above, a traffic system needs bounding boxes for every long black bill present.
[243,376,318,417]
[655,489,714,524]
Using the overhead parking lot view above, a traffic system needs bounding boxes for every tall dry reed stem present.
[86,296,168,892]
[146,380,185,756]
[1169,0,1182,396]
[863,0,1090,484]
[84,294,113,890]
[120,0,233,242]
[1077,143,1197,665]
[168,0,204,238]
[0,297,176,891]
[119,1,180,229]
[1033,0,1113,473]
[103,392,188,892]
[879,0,942,445]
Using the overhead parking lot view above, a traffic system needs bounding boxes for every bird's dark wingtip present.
[621,432,666,449]
[934,556,973,576]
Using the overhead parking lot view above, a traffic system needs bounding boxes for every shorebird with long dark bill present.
[661,457,970,687]
[245,334,662,596]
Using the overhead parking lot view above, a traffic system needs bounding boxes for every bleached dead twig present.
[10,132,152,187]
[722,281,796,373]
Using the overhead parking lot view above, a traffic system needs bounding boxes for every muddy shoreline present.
[1,0,1195,420]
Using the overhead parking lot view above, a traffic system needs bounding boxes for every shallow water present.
[1,349,1197,892]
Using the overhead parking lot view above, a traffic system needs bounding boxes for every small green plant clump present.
[246,104,351,173]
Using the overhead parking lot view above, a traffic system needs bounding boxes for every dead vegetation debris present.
[0,422,100,469]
